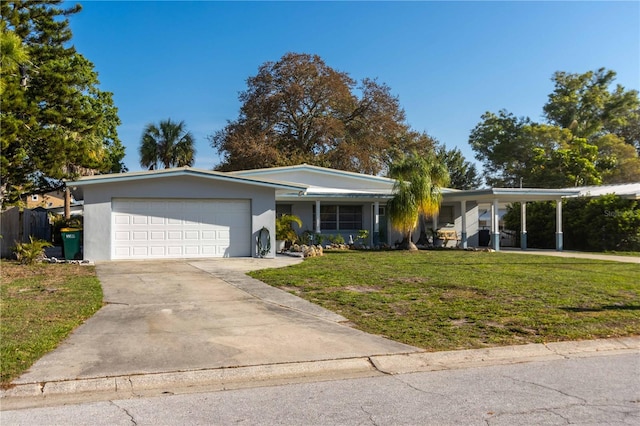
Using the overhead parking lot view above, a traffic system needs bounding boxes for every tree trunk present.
[64,187,71,220]
[398,231,418,251]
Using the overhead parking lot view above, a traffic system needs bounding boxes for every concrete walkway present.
[500,248,640,263]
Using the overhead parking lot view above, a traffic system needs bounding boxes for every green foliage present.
[387,151,449,249]
[139,119,196,169]
[210,52,435,174]
[470,69,640,187]
[0,21,28,95]
[504,195,640,251]
[356,229,369,244]
[504,202,556,249]
[275,214,303,242]
[1,1,125,205]
[436,145,482,189]
[543,68,639,141]
[327,234,345,245]
[13,236,52,264]
[299,230,323,246]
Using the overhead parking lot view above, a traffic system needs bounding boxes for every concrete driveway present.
[14,257,419,384]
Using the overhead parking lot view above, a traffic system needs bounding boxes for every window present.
[438,206,454,226]
[276,204,292,217]
[313,205,362,230]
[338,206,361,229]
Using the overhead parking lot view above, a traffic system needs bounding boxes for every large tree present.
[387,152,450,250]
[468,110,533,187]
[1,0,125,206]
[139,119,195,170]
[435,145,482,189]
[470,69,640,187]
[543,68,639,142]
[210,52,430,175]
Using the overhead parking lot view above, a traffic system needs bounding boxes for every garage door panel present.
[112,199,251,259]
[150,231,165,240]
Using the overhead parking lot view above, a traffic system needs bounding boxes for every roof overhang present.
[443,188,582,203]
[68,167,308,198]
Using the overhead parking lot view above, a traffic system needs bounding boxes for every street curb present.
[2,337,638,410]
[370,336,640,375]
[0,358,379,410]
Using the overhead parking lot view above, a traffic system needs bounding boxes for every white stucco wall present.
[81,175,276,260]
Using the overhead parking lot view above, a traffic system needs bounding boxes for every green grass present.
[250,251,640,351]
[1,262,103,386]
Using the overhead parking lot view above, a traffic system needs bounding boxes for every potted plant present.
[275,214,303,252]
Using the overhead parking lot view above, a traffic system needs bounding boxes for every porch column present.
[521,202,527,250]
[491,199,500,251]
[556,199,563,251]
[315,200,321,234]
[460,200,467,249]
[373,201,380,245]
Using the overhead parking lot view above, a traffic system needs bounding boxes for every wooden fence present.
[1,207,51,258]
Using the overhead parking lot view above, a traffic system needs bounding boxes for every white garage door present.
[112,199,251,259]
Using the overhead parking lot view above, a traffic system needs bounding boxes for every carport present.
[444,188,581,251]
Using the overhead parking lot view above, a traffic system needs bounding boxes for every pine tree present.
[1,1,125,205]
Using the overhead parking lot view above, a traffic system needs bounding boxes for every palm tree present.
[139,119,196,170]
[387,152,450,250]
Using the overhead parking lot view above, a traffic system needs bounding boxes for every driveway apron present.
[14,259,418,384]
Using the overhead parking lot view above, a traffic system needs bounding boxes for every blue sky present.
[68,1,640,173]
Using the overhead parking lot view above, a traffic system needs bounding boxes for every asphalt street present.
[2,351,638,425]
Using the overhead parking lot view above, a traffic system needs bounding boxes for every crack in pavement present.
[486,406,572,425]
[360,405,379,426]
[110,401,138,425]
[543,342,571,360]
[504,375,588,404]
[388,373,454,402]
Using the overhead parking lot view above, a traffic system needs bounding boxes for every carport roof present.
[68,167,309,193]
[443,187,581,202]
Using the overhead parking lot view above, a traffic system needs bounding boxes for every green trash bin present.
[61,228,82,260]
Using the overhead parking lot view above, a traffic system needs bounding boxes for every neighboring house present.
[25,190,68,209]
[70,165,581,261]
[568,183,640,200]
[47,200,84,217]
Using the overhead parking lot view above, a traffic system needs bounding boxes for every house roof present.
[230,163,398,185]
[568,183,640,200]
[69,167,309,193]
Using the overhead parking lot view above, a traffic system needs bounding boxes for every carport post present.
[556,199,563,251]
[521,202,527,250]
[373,201,380,245]
[460,200,467,249]
[491,199,500,251]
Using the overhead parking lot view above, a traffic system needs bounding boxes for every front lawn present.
[250,251,640,351]
[1,263,103,387]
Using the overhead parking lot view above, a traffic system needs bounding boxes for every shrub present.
[13,236,53,264]
[328,234,345,245]
[275,214,303,243]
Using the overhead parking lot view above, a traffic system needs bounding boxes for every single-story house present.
[70,164,583,261]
